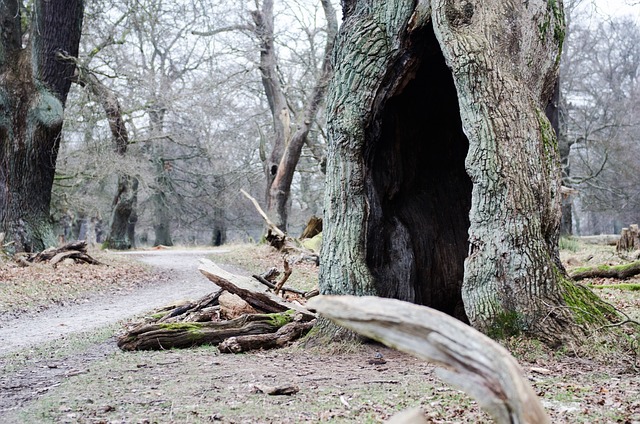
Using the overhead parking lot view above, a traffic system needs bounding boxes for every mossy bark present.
[0,0,84,253]
[117,312,296,351]
[320,0,613,346]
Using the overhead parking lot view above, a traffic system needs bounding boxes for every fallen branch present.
[240,188,285,238]
[273,260,292,294]
[570,261,640,281]
[219,319,315,353]
[252,274,306,296]
[308,295,549,424]
[117,312,296,351]
[199,259,315,319]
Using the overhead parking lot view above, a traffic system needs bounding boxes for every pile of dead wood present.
[14,240,102,267]
[117,259,317,352]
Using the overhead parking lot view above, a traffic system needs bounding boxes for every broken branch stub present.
[307,295,549,424]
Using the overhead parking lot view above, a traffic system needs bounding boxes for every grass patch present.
[0,324,119,372]
[559,236,580,252]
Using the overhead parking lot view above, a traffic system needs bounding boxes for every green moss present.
[570,266,590,274]
[573,261,640,274]
[487,310,525,340]
[588,283,640,291]
[560,279,618,325]
[31,90,63,127]
[266,310,296,328]
[536,108,558,164]
[158,322,201,331]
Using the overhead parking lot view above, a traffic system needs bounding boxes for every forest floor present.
[0,242,639,423]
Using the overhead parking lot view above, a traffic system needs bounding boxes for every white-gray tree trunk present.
[320,0,615,345]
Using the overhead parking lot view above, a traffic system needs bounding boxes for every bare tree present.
[251,0,338,232]
[562,15,640,234]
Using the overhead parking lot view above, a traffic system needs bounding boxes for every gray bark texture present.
[253,0,338,231]
[74,70,138,250]
[0,0,84,252]
[320,0,612,345]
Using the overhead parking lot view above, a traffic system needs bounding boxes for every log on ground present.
[199,259,315,319]
[117,311,298,351]
[23,241,103,266]
[570,260,640,281]
[308,295,549,424]
[218,319,316,353]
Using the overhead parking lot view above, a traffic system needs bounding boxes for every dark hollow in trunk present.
[364,25,471,320]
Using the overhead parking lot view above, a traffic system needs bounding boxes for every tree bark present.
[73,70,139,250]
[253,0,338,231]
[309,295,550,424]
[319,0,613,345]
[218,320,315,353]
[0,0,84,253]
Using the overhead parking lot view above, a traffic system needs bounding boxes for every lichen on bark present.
[315,0,619,347]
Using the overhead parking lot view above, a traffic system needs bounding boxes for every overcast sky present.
[592,0,639,20]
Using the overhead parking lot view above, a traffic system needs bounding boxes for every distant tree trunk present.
[320,0,614,346]
[252,0,337,231]
[76,71,139,250]
[106,175,139,249]
[0,0,84,253]
[211,175,227,246]
[152,167,173,247]
[149,106,173,247]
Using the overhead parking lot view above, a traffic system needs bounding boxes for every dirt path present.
[0,249,226,356]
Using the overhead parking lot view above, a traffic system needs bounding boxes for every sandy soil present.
[0,250,224,356]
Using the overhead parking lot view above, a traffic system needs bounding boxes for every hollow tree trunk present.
[320,0,613,345]
[0,0,84,253]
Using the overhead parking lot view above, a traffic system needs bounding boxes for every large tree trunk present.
[0,0,84,253]
[320,0,613,345]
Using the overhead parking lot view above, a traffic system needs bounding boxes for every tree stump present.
[617,224,640,252]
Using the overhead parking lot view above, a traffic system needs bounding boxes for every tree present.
[319,0,614,345]
[251,0,337,232]
[0,0,84,252]
[73,14,138,250]
[561,14,640,234]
